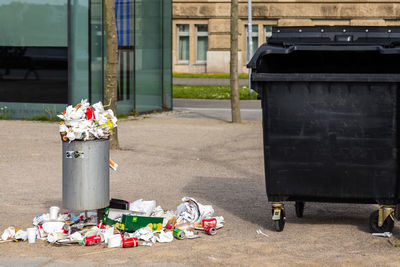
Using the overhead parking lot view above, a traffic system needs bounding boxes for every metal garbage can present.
[248,26,400,232]
[62,139,110,211]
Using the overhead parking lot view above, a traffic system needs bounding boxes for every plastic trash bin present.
[62,139,110,211]
[247,26,400,232]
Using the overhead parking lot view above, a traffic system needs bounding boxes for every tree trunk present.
[230,0,241,123]
[104,0,120,149]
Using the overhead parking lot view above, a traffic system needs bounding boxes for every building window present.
[177,24,189,63]
[245,25,258,61]
[264,25,273,42]
[196,25,208,63]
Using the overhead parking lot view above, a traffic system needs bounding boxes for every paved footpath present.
[173,99,262,121]
[0,116,398,266]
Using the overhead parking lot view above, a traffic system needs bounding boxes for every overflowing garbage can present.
[247,26,400,232]
[58,100,118,211]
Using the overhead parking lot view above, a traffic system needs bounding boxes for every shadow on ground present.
[182,176,380,232]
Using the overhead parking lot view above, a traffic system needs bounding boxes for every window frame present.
[264,25,273,43]
[195,24,208,64]
[177,24,189,64]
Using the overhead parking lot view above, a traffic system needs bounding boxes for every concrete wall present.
[172,0,400,73]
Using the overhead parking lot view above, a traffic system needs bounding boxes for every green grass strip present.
[173,85,258,100]
[173,72,249,79]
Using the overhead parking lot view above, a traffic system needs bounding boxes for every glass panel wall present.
[116,0,135,114]
[135,0,163,112]
[0,0,171,118]
[163,0,172,110]
[69,0,89,104]
[0,0,68,104]
[90,0,105,104]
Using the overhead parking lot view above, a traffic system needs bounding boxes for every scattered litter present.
[129,199,156,217]
[1,227,16,241]
[14,230,27,241]
[107,234,122,248]
[58,99,117,142]
[184,230,200,239]
[27,228,36,243]
[0,197,224,250]
[154,231,173,243]
[176,197,214,224]
[372,232,392,238]
[109,159,118,171]
[256,229,269,238]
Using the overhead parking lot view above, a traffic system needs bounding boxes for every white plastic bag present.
[129,199,156,217]
[176,197,214,223]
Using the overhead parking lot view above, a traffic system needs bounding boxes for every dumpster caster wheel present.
[274,210,285,232]
[295,202,305,218]
[272,209,286,232]
[369,210,394,233]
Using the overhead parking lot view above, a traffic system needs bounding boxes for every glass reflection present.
[0,46,68,103]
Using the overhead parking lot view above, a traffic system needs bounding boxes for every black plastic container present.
[248,26,400,232]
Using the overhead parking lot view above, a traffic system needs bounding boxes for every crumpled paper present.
[58,99,117,142]
[176,197,214,224]
[131,226,154,242]
[1,227,16,241]
[47,232,65,243]
[42,222,65,234]
[154,230,173,243]
[151,206,176,228]
[129,199,156,217]
[33,213,50,226]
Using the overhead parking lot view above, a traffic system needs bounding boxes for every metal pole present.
[247,0,253,95]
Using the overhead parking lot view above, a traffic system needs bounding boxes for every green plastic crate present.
[102,208,137,226]
[116,215,164,232]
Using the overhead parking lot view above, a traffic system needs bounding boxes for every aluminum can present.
[81,235,102,246]
[122,237,138,248]
[202,218,217,229]
[97,221,106,229]
[173,229,185,240]
[63,224,70,234]
[204,226,217,235]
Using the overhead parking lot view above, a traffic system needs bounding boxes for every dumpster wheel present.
[369,209,394,233]
[295,202,305,218]
[272,203,286,232]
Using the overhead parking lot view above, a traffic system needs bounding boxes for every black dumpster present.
[247,26,400,232]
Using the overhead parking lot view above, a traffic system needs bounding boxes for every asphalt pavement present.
[172,98,262,121]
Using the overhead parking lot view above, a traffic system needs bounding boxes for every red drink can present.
[202,218,217,228]
[97,221,106,229]
[81,235,102,246]
[63,224,70,234]
[122,237,138,248]
[204,226,217,235]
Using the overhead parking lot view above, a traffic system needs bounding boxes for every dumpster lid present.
[247,26,400,69]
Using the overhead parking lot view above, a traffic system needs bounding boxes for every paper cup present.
[107,234,122,248]
[27,228,36,244]
[49,206,60,220]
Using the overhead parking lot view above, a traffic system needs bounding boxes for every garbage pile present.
[58,99,117,142]
[0,197,224,248]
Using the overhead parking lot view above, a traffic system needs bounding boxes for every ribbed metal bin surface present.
[62,139,109,210]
